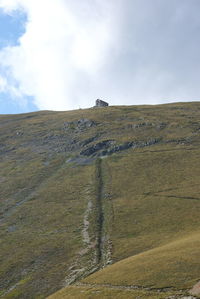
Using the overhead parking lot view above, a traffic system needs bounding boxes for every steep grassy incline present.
[0,157,97,298]
[84,231,200,288]
[1,102,200,298]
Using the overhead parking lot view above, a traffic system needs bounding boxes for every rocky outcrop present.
[80,140,114,156]
[80,138,161,157]
[64,118,96,131]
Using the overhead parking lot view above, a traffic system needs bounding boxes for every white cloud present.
[0,73,21,96]
[0,71,28,108]
[1,0,200,111]
[0,75,7,92]
[0,0,121,110]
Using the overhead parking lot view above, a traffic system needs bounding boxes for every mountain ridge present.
[1,102,200,298]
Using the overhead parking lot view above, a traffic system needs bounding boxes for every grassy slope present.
[84,232,200,288]
[47,285,186,299]
[0,111,99,298]
[103,146,200,263]
[0,159,95,298]
[1,102,200,298]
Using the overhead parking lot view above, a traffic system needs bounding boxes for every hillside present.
[1,102,200,298]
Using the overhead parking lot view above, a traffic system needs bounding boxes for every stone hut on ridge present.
[95,99,109,107]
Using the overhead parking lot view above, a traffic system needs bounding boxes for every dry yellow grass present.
[47,285,186,299]
[84,231,200,289]
[1,102,200,298]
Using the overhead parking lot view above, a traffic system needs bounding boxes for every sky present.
[0,0,200,114]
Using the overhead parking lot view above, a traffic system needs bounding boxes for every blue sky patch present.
[0,92,37,114]
[0,9,27,49]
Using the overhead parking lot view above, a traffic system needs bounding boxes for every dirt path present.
[75,282,196,298]
[82,198,93,245]
[64,186,97,286]
[64,157,113,286]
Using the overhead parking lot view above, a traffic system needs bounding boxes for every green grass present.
[84,232,200,289]
[1,102,200,298]
[103,146,200,262]
[0,135,98,298]
[47,285,187,299]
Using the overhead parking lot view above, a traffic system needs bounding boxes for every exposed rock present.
[80,140,115,156]
[76,118,96,128]
[7,225,17,233]
[16,131,23,136]
[80,138,161,157]
[103,138,160,156]
[80,135,98,147]
[64,119,96,131]
[166,137,192,145]
[132,122,155,128]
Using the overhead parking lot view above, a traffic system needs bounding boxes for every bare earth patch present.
[189,281,200,296]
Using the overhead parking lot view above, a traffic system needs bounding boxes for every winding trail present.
[82,198,93,245]
[75,282,174,292]
[74,282,195,298]
[64,157,113,286]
